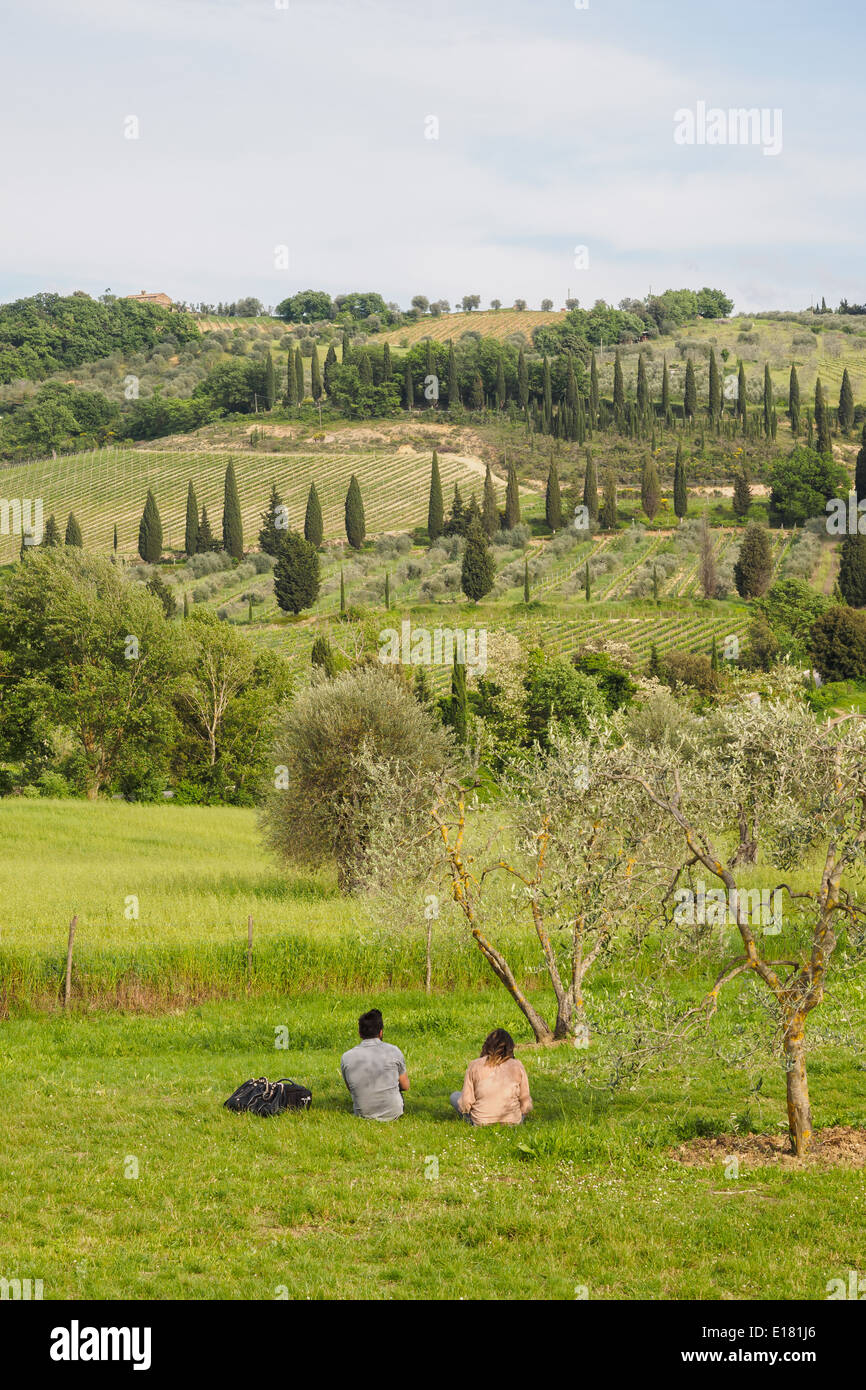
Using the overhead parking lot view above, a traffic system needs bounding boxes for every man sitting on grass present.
[340,1008,409,1121]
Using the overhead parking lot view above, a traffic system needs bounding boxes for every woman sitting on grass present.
[449,1029,533,1126]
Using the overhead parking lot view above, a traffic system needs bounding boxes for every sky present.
[0,0,863,314]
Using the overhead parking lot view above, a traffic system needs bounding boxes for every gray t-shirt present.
[340,1037,407,1121]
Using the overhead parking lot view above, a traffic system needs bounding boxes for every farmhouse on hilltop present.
[125,290,173,308]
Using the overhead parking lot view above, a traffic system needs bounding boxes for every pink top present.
[458,1056,533,1126]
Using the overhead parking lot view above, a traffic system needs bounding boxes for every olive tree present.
[260,665,453,891]
[610,702,866,1155]
[361,726,666,1043]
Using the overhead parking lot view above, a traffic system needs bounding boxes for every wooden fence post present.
[64,915,78,1009]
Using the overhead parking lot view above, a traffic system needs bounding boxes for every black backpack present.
[224,1077,312,1117]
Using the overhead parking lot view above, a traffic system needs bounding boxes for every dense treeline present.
[0,292,198,385]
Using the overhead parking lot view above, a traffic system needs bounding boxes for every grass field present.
[2,802,864,1299]
[2,990,864,1300]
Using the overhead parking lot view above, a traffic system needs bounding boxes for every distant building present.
[126,291,173,308]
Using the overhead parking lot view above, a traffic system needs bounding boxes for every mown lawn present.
[1,991,864,1301]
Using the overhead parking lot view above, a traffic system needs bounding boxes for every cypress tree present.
[584,560,591,603]
[788,363,800,433]
[566,357,578,410]
[732,468,752,519]
[323,342,338,396]
[839,368,854,435]
[358,351,373,386]
[600,469,618,530]
[684,359,697,420]
[523,557,530,604]
[482,463,499,538]
[198,505,214,552]
[264,351,277,409]
[259,481,286,556]
[613,351,625,419]
[517,347,529,410]
[447,340,459,407]
[222,460,243,559]
[113,523,118,553]
[446,484,466,537]
[661,356,670,419]
[495,355,506,410]
[699,514,717,598]
[710,634,719,670]
[545,457,562,532]
[345,474,366,549]
[854,424,866,504]
[294,347,304,402]
[273,532,320,614]
[427,451,444,541]
[641,456,661,521]
[450,660,468,743]
[737,361,747,421]
[65,512,83,547]
[636,352,649,416]
[303,482,323,548]
[311,635,337,678]
[589,350,599,422]
[471,373,484,411]
[673,442,688,519]
[763,362,773,437]
[310,345,323,402]
[138,489,163,563]
[542,356,552,420]
[285,351,298,407]
[708,349,720,419]
[147,571,176,619]
[652,564,659,602]
[733,523,773,598]
[460,515,495,602]
[583,448,599,522]
[404,360,414,410]
[647,643,662,678]
[504,460,521,529]
[839,533,866,607]
[384,571,391,609]
[815,377,832,455]
[185,480,199,556]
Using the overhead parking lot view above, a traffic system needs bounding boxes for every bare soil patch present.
[673,1125,866,1169]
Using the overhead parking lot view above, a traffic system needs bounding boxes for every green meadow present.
[1,800,865,1299]
[1,992,865,1301]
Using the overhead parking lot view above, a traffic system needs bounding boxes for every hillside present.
[379,308,564,347]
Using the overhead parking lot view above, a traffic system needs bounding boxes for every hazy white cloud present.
[1,0,863,311]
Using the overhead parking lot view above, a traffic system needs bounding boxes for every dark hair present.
[359,1009,384,1039]
[481,1028,515,1066]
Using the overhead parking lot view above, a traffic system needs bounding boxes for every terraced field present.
[0,445,501,564]
[381,309,564,347]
